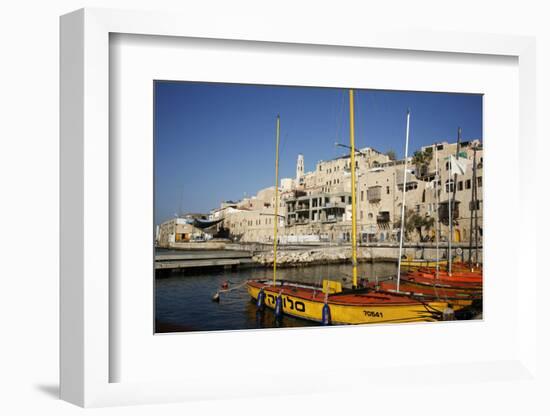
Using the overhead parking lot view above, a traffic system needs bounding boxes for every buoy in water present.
[221,281,229,289]
[256,288,266,311]
[322,303,331,325]
[212,292,220,302]
[274,294,283,320]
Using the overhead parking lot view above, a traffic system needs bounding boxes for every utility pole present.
[468,147,476,268]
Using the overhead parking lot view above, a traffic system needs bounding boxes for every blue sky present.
[154,81,482,225]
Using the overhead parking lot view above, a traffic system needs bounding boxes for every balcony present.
[322,201,346,209]
[416,165,435,179]
[367,186,382,202]
[376,211,390,223]
[322,214,342,223]
[438,201,460,225]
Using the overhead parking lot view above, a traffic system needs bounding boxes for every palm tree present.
[393,208,416,241]
[394,209,435,241]
[412,148,433,179]
[385,150,396,161]
[421,216,435,242]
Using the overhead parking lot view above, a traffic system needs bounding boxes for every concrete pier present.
[155,250,254,270]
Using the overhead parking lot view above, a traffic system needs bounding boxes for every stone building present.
[282,148,396,243]
[353,139,483,243]
[211,185,287,243]
[157,217,208,246]
[170,139,483,245]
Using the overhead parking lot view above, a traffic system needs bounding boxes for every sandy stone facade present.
[159,140,483,245]
[157,218,209,246]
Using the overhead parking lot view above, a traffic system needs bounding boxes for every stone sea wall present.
[252,245,482,267]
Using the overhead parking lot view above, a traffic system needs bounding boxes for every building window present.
[465,179,471,190]
[477,176,482,187]
[458,181,463,191]
[361,190,364,201]
[386,186,390,194]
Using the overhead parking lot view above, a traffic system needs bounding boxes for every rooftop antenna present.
[177,185,184,218]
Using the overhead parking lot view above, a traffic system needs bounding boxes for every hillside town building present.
[157,140,483,247]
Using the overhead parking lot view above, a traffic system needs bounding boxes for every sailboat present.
[402,269,482,290]
[400,135,482,292]
[368,279,480,309]
[370,137,481,311]
[246,90,453,325]
[400,258,448,270]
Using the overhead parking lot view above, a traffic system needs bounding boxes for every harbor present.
[154,83,483,332]
[155,257,481,332]
[156,261,410,332]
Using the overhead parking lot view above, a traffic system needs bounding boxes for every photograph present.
[2,0,544,412]
[154,81,483,333]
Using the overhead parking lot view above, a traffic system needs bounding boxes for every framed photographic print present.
[153,81,483,333]
[60,7,539,408]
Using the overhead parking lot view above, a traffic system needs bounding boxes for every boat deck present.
[248,280,431,306]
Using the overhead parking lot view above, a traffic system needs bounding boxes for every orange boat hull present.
[402,269,482,290]
[369,280,480,310]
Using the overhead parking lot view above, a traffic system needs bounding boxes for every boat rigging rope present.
[217,280,249,294]
[213,280,250,301]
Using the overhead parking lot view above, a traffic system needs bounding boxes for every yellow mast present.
[349,90,358,288]
[273,115,281,286]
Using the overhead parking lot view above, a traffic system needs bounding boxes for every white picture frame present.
[60,7,539,408]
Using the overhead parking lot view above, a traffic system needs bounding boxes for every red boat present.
[368,279,481,309]
[451,262,483,273]
[402,269,482,290]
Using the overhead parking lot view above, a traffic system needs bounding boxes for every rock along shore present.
[252,246,396,268]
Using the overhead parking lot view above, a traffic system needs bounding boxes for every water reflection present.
[155,261,397,333]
